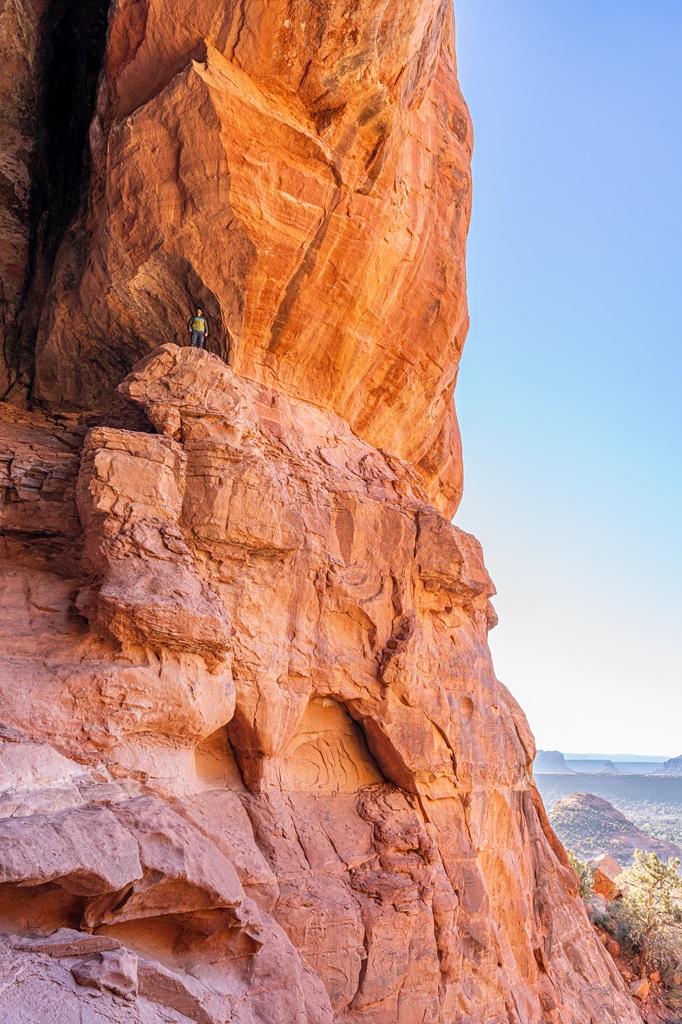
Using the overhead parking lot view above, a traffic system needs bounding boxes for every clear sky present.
[453,0,682,757]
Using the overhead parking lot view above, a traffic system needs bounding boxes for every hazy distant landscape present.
[547,792,682,865]
[535,752,682,858]
[565,761,664,774]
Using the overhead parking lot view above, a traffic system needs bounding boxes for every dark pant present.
[190,330,206,349]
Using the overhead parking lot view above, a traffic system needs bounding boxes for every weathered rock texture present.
[2,0,469,513]
[0,1,642,1021]
[0,347,641,1022]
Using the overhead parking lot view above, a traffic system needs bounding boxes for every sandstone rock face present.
[4,0,470,513]
[0,1,641,1020]
[0,348,641,1022]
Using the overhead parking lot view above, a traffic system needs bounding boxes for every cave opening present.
[39,0,110,247]
[10,0,111,399]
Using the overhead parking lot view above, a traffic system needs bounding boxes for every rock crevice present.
[2,0,471,514]
[1,0,111,401]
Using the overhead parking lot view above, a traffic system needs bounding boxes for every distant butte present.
[655,754,682,775]
[534,749,575,773]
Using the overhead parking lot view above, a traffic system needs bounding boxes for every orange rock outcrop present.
[0,1,642,1022]
[21,0,469,514]
[0,347,642,1022]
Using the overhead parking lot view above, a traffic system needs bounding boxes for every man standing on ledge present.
[188,308,209,349]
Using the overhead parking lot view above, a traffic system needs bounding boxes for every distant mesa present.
[534,750,575,774]
[654,754,682,776]
[549,792,682,866]
[551,753,665,775]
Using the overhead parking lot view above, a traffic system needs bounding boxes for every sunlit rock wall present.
[0,1,642,1021]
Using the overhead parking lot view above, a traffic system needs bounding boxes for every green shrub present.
[616,850,682,978]
[567,850,594,901]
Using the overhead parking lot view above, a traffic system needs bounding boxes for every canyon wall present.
[0,1,642,1022]
[2,0,470,514]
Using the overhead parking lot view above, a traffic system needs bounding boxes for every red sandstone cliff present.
[0,2,641,1022]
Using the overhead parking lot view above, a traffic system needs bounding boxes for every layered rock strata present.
[0,347,641,1022]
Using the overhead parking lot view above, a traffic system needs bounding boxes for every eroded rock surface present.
[0,0,642,1019]
[0,347,641,1022]
[2,0,469,513]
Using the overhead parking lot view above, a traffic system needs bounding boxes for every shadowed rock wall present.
[0,0,110,399]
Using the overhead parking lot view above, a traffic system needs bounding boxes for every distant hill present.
[535,773,682,811]
[534,750,574,774]
[655,755,682,776]
[541,752,666,776]
[548,792,682,865]
[565,752,670,762]
[565,760,663,774]
[598,760,621,774]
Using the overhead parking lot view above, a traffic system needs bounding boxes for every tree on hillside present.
[618,850,682,977]
[568,850,593,900]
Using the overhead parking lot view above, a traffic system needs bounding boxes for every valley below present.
[535,773,682,859]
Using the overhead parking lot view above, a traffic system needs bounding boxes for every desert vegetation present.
[572,848,682,1015]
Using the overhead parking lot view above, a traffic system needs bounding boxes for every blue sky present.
[453,0,682,756]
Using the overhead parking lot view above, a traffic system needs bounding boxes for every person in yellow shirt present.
[188,308,209,349]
